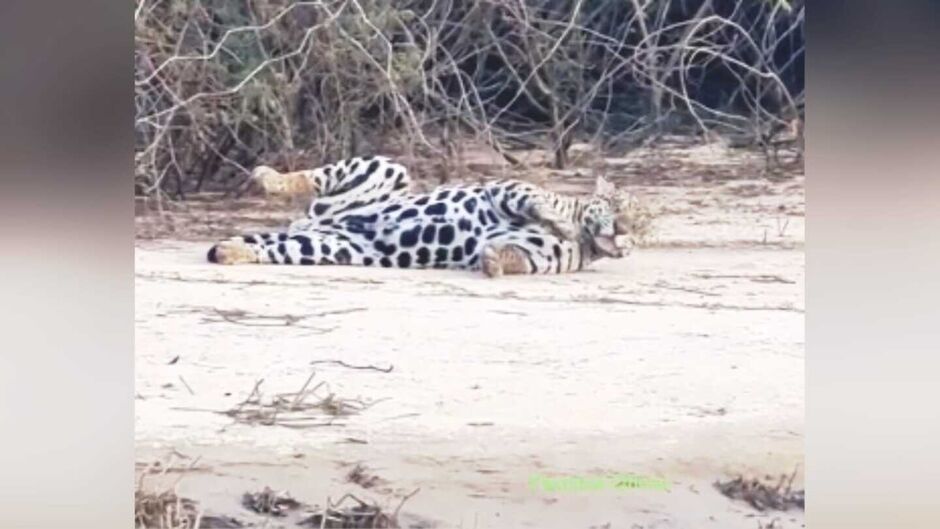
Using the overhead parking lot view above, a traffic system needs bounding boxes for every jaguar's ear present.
[594,175,616,197]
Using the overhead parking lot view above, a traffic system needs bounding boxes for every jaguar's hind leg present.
[208,230,377,267]
[481,243,533,278]
[529,196,578,241]
[253,157,413,223]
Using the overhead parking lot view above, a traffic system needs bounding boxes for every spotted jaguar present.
[209,156,631,276]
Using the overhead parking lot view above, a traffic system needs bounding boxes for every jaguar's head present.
[580,175,617,237]
[580,175,649,258]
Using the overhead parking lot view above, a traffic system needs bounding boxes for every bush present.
[134,0,804,198]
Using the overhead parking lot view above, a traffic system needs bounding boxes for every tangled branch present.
[135,0,804,199]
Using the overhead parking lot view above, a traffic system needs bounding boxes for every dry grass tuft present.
[135,457,206,529]
[222,371,384,429]
[241,487,302,516]
[345,463,387,490]
[135,487,201,529]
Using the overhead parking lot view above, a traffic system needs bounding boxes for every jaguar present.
[208,156,631,277]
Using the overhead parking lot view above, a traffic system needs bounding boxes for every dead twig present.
[309,360,394,373]
[178,375,194,395]
[299,488,420,528]
[220,372,383,429]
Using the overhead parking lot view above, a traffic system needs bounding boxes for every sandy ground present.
[135,145,804,528]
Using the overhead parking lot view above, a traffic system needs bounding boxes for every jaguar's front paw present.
[614,235,634,256]
[207,239,260,265]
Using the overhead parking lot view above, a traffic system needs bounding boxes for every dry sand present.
[135,147,804,528]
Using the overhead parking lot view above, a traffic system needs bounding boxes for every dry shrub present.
[135,483,249,528]
[241,487,302,516]
[715,469,804,512]
[135,0,804,200]
[136,455,204,529]
[299,489,420,529]
[136,487,201,529]
[345,463,388,490]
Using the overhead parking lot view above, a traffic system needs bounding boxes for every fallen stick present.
[309,359,394,373]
